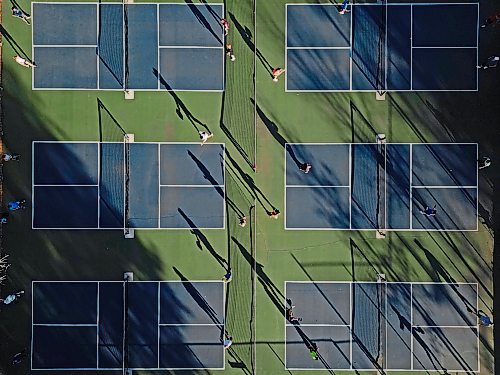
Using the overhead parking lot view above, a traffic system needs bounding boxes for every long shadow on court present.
[153,68,211,133]
[178,208,228,270]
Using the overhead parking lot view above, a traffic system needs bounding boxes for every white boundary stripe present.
[409,144,413,230]
[158,45,224,49]
[96,3,100,90]
[285,2,478,92]
[33,184,99,187]
[30,280,226,371]
[33,323,98,326]
[97,142,101,228]
[33,44,98,48]
[412,185,477,189]
[157,3,160,90]
[283,281,479,372]
[284,282,287,368]
[412,46,477,49]
[96,283,100,367]
[31,281,34,370]
[32,141,226,230]
[349,281,352,369]
[284,142,478,231]
[32,2,225,91]
[286,185,350,188]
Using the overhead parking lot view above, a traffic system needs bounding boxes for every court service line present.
[412,46,477,49]
[412,185,477,189]
[287,46,350,50]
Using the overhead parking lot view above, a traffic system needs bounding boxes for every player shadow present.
[184,0,223,45]
[0,25,33,62]
[178,208,228,269]
[225,149,278,215]
[414,239,456,284]
[11,0,30,15]
[229,12,274,75]
[172,267,224,325]
[187,150,225,199]
[254,101,289,148]
[197,0,224,24]
[153,68,211,133]
[224,169,249,219]
[232,237,285,316]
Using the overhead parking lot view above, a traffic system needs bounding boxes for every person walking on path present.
[1,290,24,305]
[479,157,491,170]
[222,269,232,283]
[481,12,500,28]
[2,153,20,162]
[220,18,229,36]
[11,349,27,365]
[225,44,236,61]
[223,333,233,349]
[420,205,436,217]
[337,0,350,14]
[238,216,247,227]
[272,67,285,82]
[199,131,213,146]
[8,199,27,211]
[11,6,30,24]
[477,56,500,69]
[13,55,36,68]
[269,209,280,219]
[299,163,312,173]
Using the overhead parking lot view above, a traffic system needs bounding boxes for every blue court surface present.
[285,281,479,372]
[32,142,225,230]
[286,3,479,91]
[285,143,478,231]
[32,2,224,90]
[31,280,225,370]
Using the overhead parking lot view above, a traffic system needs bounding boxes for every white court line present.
[413,325,479,328]
[32,44,98,48]
[159,184,225,188]
[284,323,350,327]
[159,323,224,326]
[122,2,125,90]
[284,282,287,368]
[412,46,477,49]
[157,144,161,228]
[158,45,224,49]
[349,8,353,90]
[349,144,352,229]
[285,4,288,90]
[412,185,477,189]
[476,3,479,91]
[31,281,34,370]
[97,142,101,228]
[286,185,349,188]
[410,283,413,370]
[33,323,98,326]
[409,144,413,229]
[287,46,350,50]
[349,281,353,369]
[157,3,160,90]
[96,282,100,367]
[157,281,160,369]
[96,3,100,90]
[410,4,413,90]
[475,144,479,231]
[32,184,99,187]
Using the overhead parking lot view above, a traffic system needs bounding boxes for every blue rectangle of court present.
[285,281,479,372]
[31,280,225,370]
[286,3,479,91]
[285,143,478,231]
[32,2,224,90]
[32,142,225,230]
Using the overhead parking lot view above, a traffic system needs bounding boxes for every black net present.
[97,100,130,232]
[123,0,130,91]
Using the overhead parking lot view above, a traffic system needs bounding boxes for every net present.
[376,280,387,369]
[352,283,385,370]
[351,2,387,92]
[97,100,130,233]
[123,0,130,91]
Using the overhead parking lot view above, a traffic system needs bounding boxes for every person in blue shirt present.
[338,0,350,14]
[8,199,26,211]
